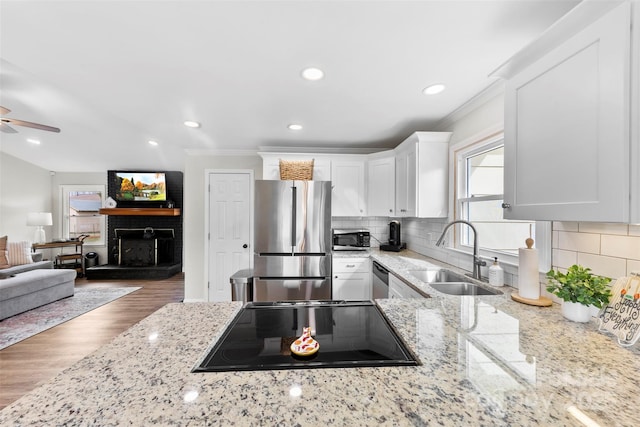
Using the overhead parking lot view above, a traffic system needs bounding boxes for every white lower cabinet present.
[332,257,371,300]
[389,273,423,299]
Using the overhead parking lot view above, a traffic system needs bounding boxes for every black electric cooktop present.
[194,301,419,372]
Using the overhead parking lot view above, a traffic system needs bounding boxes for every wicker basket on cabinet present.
[279,159,314,180]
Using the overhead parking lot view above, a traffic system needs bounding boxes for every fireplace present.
[115,228,175,266]
[85,170,183,280]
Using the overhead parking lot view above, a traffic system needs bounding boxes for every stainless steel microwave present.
[332,229,370,251]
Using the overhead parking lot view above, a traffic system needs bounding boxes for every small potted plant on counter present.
[546,265,611,322]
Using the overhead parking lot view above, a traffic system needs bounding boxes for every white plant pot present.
[561,301,592,323]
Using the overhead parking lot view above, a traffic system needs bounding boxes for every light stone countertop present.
[336,248,501,298]
[2,250,639,426]
[369,249,499,298]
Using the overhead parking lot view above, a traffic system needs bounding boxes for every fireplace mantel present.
[99,208,181,216]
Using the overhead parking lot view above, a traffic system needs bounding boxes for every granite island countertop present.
[2,253,639,426]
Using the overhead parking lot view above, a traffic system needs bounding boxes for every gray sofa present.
[0,255,76,321]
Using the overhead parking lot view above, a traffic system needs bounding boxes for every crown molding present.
[433,80,505,131]
[257,146,382,154]
[489,0,624,79]
[184,149,258,156]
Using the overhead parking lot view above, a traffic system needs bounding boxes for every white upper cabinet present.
[495,1,636,222]
[395,144,417,217]
[331,159,366,217]
[394,132,451,218]
[367,154,396,216]
[258,130,451,219]
[630,0,640,223]
[259,154,331,181]
[259,153,366,216]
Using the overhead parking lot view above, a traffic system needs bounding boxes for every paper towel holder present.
[512,231,552,307]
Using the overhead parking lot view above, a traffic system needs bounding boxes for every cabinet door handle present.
[346,264,355,268]
[501,203,511,209]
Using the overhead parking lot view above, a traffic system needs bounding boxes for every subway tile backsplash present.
[331,217,394,247]
[553,221,640,278]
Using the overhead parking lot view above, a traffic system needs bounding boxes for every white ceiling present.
[0,0,580,172]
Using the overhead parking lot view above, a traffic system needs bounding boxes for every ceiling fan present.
[0,106,60,133]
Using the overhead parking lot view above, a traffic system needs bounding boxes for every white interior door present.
[207,171,252,302]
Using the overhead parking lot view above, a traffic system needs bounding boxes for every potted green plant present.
[546,265,611,322]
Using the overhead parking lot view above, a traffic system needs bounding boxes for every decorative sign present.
[598,275,640,347]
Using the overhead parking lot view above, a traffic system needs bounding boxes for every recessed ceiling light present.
[423,84,446,95]
[27,138,40,145]
[288,124,303,131]
[148,140,159,146]
[301,67,324,81]
[184,121,200,128]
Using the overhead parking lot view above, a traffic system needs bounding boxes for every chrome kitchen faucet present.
[436,220,486,280]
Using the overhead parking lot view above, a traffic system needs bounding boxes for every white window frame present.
[60,184,106,247]
[450,129,551,271]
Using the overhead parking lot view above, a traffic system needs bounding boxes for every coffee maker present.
[380,220,406,252]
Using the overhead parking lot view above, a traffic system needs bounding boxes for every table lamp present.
[27,212,53,244]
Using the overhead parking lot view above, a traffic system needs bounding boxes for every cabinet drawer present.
[333,258,370,273]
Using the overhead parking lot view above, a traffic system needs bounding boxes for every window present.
[60,185,106,246]
[455,136,536,261]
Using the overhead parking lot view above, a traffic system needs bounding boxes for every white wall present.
[183,153,262,302]
[395,91,510,276]
[0,152,52,241]
[435,89,505,145]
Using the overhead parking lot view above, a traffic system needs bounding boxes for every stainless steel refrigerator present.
[253,180,332,301]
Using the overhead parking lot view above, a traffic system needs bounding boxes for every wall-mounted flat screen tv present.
[114,172,167,202]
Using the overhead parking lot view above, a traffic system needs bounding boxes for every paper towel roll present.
[518,248,540,299]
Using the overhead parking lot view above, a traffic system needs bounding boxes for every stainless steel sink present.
[408,269,467,283]
[407,269,502,296]
[429,282,502,296]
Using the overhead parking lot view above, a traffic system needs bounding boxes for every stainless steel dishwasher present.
[372,261,389,299]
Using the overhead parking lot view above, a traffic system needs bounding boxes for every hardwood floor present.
[0,274,185,410]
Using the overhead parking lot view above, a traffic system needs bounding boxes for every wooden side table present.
[32,240,85,277]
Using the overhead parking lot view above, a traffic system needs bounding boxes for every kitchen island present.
[2,255,639,425]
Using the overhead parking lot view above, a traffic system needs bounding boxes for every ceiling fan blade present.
[0,106,11,115]
[0,122,18,133]
[2,118,60,133]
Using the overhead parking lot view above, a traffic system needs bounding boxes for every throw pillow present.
[0,236,9,269]
[7,241,34,266]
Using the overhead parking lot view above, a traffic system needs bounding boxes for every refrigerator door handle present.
[291,184,297,248]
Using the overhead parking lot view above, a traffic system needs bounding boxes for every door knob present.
[501,203,511,209]
[242,244,248,249]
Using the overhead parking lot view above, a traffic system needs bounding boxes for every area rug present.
[0,287,141,350]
